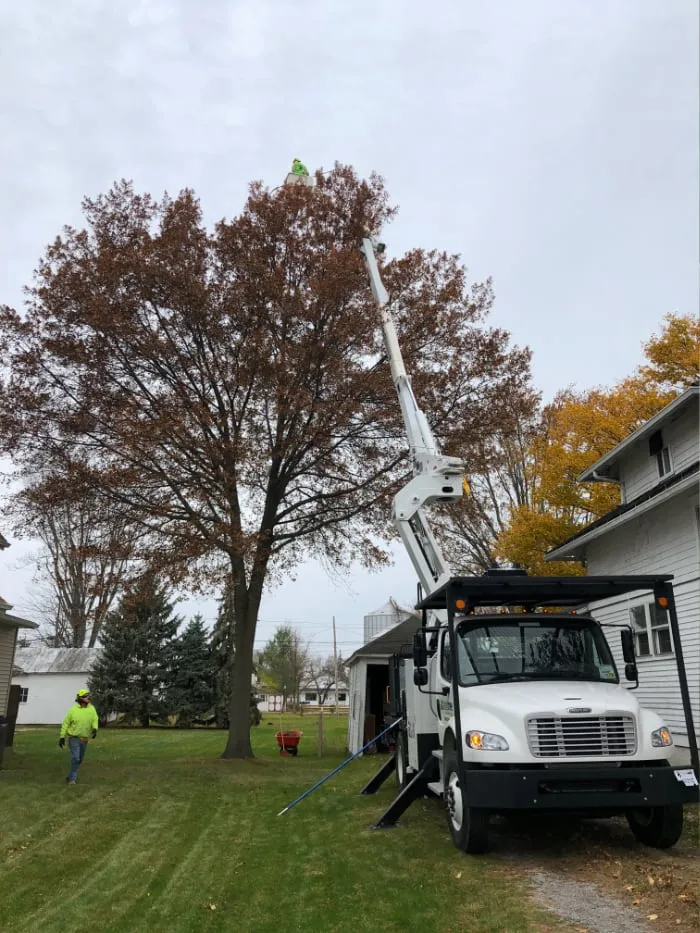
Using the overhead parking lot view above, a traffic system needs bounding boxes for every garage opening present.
[364,663,391,752]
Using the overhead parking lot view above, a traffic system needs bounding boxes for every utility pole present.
[332,615,339,716]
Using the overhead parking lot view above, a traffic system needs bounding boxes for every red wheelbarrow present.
[276,730,302,756]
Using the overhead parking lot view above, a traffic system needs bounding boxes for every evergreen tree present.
[211,583,235,728]
[89,576,180,727]
[169,614,214,727]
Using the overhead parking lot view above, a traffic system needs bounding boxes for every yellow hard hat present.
[77,688,90,697]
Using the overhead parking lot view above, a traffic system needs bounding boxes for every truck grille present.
[527,715,636,758]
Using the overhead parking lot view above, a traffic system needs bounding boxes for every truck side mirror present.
[621,629,635,664]
[413,667,428,686]
[624,662,638,682]
[412,632,427,668]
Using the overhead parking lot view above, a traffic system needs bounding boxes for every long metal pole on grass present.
[277,717,402,816]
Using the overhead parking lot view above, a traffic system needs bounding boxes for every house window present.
[19,687,29,703]
[656,446,672,478]
[630,602,673,657]
[304,692,317,703]
[337,692,347,702]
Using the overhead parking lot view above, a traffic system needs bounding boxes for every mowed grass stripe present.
[1,722,576,933]
[6,796,191,933]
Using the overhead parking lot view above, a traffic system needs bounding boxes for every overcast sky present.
[1,0,697,656]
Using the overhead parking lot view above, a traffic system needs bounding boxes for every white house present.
[347,599,422,754]
[12,647,101,724]
[547,385,699,749]
[0,596,38,720]
[1,528,39,734]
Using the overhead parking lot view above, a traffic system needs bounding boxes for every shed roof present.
[347,613,422,665]
[13,646,100,674]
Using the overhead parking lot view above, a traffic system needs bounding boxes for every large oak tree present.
[0,165,532,757]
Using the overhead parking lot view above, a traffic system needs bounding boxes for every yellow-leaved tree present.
[496,313,698,574]
[640,312,700,389]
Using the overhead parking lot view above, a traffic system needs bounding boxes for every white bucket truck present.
[357,236,699,854]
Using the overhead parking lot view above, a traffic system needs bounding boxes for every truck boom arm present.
[360,237,466,595]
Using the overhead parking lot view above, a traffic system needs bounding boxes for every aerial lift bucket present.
[284,173,315,188]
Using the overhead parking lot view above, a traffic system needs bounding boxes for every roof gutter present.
[546,472,699,562]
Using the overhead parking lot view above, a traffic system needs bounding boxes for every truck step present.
[432,749,443,761]
[426,781,444,797]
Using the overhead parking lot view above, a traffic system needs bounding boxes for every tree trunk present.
[221,633,255,757]
[220,564,265,759]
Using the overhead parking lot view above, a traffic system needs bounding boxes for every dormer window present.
[648,429,673,479]
[656,446,672,478]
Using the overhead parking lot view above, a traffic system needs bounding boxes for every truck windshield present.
[455,617,618,686]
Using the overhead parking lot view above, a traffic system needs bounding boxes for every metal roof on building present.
[13,646,101,674]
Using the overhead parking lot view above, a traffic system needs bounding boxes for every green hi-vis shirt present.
[60,703,99,740]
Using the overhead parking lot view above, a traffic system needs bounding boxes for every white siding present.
[0,625,18,715]
[585,490,700,747]
[621,404,699,501]
[11,673,88,724]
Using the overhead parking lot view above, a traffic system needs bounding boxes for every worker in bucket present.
[291,157,309,176]
[58,688,99,784]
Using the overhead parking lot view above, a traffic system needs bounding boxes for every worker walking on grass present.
[59,688,98,784]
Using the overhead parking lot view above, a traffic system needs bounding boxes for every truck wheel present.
[443,748,489,854]
[626,805,683,849]
[395,732,409,789]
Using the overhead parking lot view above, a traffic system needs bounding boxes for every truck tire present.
[443,748,489,854]
[395,731,409,789]
[626,805,684,849]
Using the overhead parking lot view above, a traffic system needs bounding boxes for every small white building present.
[347,600,421,754]
[12,647,101,724]
[547,385,699,749]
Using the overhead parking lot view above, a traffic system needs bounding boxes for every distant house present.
[256,682,349,713]
[11,647,101,724]
[547,385,699,749]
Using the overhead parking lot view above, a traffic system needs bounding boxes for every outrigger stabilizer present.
[277,718,403,817]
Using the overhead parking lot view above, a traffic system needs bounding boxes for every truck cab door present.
[435,629,455,742]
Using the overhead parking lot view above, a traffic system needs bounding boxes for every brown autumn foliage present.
[0,165,533,757]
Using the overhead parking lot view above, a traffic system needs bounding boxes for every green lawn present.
[0,715,568,933]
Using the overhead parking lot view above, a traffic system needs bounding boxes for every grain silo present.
[363,600,403,643]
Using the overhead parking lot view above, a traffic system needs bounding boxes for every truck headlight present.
[651,726,673,747]
[466,731,509,751]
